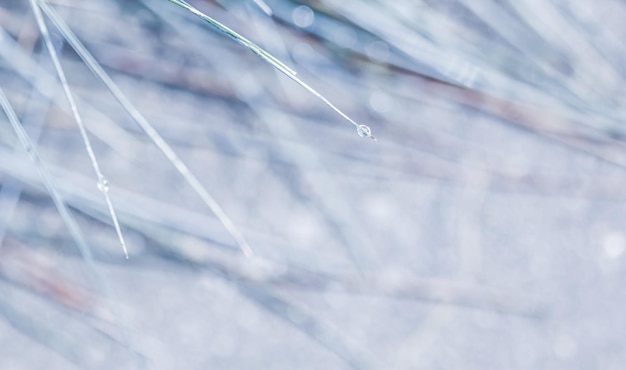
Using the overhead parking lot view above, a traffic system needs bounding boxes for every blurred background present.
[1,0,626,369]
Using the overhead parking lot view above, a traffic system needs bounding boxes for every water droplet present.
[97,177,110,193]
[356,124,372,138]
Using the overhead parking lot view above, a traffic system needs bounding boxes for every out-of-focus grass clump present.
[1,1,626,369]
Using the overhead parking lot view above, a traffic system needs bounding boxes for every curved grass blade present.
[165,0,377,140]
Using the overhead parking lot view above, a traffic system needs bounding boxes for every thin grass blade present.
[165,0,377,140]
[37,0,254,258]
[0,87,140,367]
[29,0,129,259]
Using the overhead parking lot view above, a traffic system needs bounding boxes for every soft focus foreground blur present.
[1,0,625,369]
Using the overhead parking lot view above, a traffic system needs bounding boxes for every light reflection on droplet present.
[356,124,372,138]
[292,5,315,28]
[97,176,110,193]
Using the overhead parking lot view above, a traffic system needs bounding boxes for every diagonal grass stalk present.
[29,0,129,259]
[0,42,57,251]
[166,0,377,140]
[251,0,273,16]
[0,88,140,366]
[37,0,254,257]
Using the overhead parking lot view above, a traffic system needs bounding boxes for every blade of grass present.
[239,285,382,370]
[0,88,141,368]
[0,285,83,366]
[0,32,61,251]
[143,0,376,271]
[29,0,129,259]
[251,0,273,16]
[37,0,254,258]
[167,0,298,76]
[165,0,377,140]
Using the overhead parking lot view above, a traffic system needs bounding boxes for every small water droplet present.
[356,124,372,138]
[97,177,110,193]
